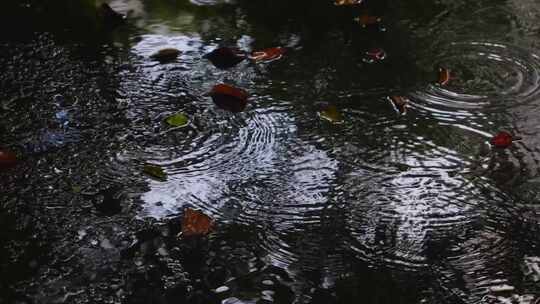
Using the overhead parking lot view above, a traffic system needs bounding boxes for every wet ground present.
[1,0,540,303]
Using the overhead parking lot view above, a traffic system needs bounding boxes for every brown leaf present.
[204,47,247,69]
[250,47,286,62]
[150,48,181,63]
[209,84,249,113]
[182,208,214,237]
[355,14,381,27]
[438,67,451,86]
[0,149,17,170]
[388,95,409,115]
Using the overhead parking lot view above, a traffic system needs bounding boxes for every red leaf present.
[364,48,386,63]
[0,149,17,170]
[209,84,249,113]
[438,67,451,86]
[250,47,286,62]
[182,208,214,237]
[490,131,515,149]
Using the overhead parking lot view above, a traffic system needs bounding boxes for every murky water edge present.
[1,1,540,303]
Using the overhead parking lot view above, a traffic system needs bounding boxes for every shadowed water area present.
[1,0,540,303]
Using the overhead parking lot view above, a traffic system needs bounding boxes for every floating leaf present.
[150,48,181,63]
[250,47,286,62]
[143,164,167,181]
[490,131,520,149]
[209,84,249,113]
[204,47,247,69]
[334,0,363,6]
[181,208,214,237]
[0,149,17,170]
[355,14,382,27]
[318,104,344,124]
[388,95,409,115]
[363,48,386,63]
[165,113,189,127]
[438,67,451,86]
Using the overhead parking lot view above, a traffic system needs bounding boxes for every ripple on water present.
[411,41,540,121]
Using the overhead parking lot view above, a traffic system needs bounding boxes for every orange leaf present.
[250,47,286,62]
[182,208,214,237]
[438,67,451,86]
[209,84,249,113]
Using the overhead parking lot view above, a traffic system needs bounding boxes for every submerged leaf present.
[438,67,451,86]
[318,104,344,124]
[165,113,189,127]
[250,47,286,62]
[204,47,247,69]
[355,14,382,27]
[150,48,181,63]
[181,208,214,237]
[388,95,409,115]
[143,164,167,181]
[490,131,520,149]
[209,84,249,113]
[0,149,17,170]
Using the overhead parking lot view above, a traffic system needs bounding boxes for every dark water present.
[1,0,540,303]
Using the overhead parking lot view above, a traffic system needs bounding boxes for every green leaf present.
[165,113,189,127]
[143,164,167,181]
[318,105,343,124]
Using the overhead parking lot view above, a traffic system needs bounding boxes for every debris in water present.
[209,84,249,113]
[150,48,181,63]
[143,164,167,181]
[355,14,382,27]
[165,113,189,127]
[181,208,214,237]
[334,0,363,6]
[204,47,247,69]
[318,103,344,124]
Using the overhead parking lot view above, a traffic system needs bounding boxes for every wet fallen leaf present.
[0,149,17,170]
[490,131,520,149]
[165,113,189,127]
[143,164,167,181]
[150,48,181,63]
[438,67,451,86]
[318,104,344,124]
[209,84,249,113]
[250,47,286,62]
[388,95,409,115]
[181,208,213,237]
[363,48,386,63]
[334,0,363,5]
[204,47,247,69]
[355,14,382,27]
